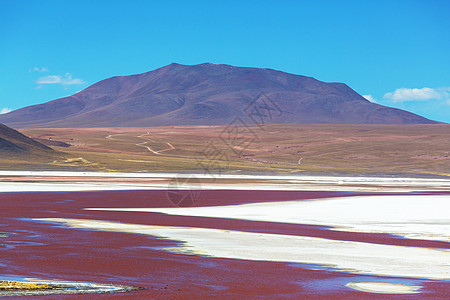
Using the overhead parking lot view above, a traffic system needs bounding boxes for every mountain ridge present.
[0,123,58,157]
[0,63,440,128]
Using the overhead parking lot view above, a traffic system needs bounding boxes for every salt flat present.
[345,282,421,294]
[89,195,450,242]
[1,171,450,192]
[34,218,450,280]
[2,170,448,296]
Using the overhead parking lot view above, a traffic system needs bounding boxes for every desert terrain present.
[1,124,450,297]
[9,124,449,177]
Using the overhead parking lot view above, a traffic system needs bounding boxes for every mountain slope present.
[0,123,57,157]
[0,63,439,127]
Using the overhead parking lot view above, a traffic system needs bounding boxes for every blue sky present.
[1,0,449,122]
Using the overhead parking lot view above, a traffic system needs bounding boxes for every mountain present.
[0,123,57,157]
[0,63,439,128]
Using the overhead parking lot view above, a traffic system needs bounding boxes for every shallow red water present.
[0,190,449,299]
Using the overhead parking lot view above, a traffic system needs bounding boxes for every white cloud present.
[362,95,377,103]
[36,75,61,84]
[383,87,450,102]
[36,73,86,85]
[0,108,12,114]
[29,67,49,73]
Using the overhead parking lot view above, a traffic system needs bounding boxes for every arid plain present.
[9,124,450,177]
[1,124,449,297]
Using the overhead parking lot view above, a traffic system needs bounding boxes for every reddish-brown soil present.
[1,190,449,299]
[14,124,450,176]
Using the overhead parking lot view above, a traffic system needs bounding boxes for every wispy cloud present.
[0,108,12,114]
[383,87,450,102]
[36,73,86,85]
[29,67,49,73]
[362,94,377,103]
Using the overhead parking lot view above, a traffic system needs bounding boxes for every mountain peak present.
[0,64,439,128]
